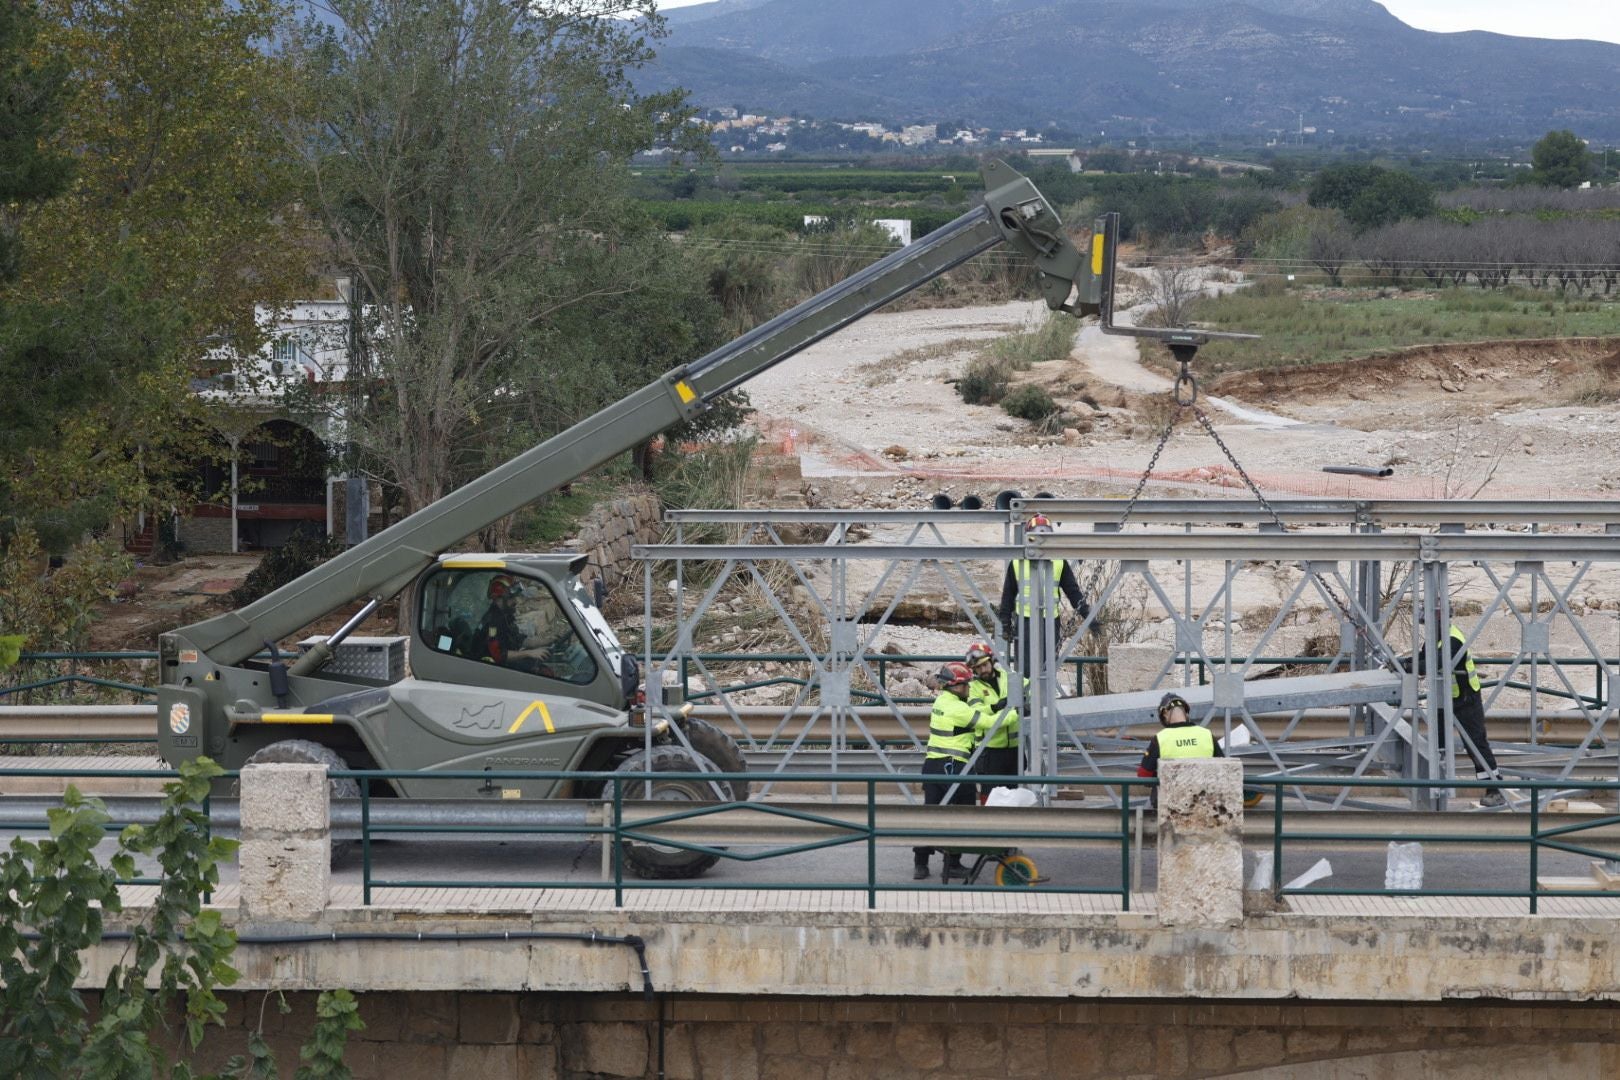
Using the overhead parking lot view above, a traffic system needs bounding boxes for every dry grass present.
[853,337,979,387]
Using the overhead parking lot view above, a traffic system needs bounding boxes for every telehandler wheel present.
[611,745,722,880]
[240,739,360,799]
[678,717,751,802]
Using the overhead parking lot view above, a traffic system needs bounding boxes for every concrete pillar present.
[1156,758,1245,928]
[1106,642,1173,693]
[239,763,330,921]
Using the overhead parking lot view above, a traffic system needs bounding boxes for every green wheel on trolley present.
[995,854,1038,888]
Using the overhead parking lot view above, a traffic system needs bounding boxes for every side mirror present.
[619,654,640,703]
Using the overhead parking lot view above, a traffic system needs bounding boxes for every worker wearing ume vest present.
[1137,693,1221,802]
[964,641,1026,801]
[913,661,980,881]
[997,514,1089,681]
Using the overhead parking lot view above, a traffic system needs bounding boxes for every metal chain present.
[1191,405,1285,530]
[1070,364,1395,670]
[1079,407,1179,602]
[1191,404,1397,666]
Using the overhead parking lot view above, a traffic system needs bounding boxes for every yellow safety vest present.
[1154,723,1216,760]
[970,671,1023,749]
[1448,624,1481,697]
[1012,558,1067,618]
[927,692,980,762]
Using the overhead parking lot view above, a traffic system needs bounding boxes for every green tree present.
[1530,129,1595,188]
[1307,163,1384,213]
[0,0,73,278]
[1344,170,1434,230]
[297,0,714,513]
[2,0,315,544]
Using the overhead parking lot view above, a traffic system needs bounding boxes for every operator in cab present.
[478,574,573,676]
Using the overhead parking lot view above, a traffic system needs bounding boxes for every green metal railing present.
[1264,775,1620,914]
[1,651,159,707]
[0,765,211,894]
[341,769,1141,910]
[5,763,1620,916]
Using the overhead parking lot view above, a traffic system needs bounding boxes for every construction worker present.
[914,661,980,881]
[998,514,1089,682]
[964,641,1024,800]
[1137,692,1222,805]
[1419,622,1505,807]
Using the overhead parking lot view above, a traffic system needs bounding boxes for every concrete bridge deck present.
[116,882,1620,921]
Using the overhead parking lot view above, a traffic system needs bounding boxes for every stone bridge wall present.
[119,991,1620,1080]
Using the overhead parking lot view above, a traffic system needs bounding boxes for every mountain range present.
[644,0,1620,140]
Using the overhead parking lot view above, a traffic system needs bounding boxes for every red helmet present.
[487,574,517,600]
[1027,514,1053,533]
[935,661,974,689]
[964,642,994,667]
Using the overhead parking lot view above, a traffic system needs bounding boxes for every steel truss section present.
[641,502,1620,810]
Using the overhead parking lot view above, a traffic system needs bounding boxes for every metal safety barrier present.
[1265,775,1620,914]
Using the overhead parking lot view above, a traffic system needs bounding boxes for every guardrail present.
[1,651,159,708]
[0,765,212,893]
[340,769,1141,910]
[1265,776,1620,914]
[5,764,1620,915]
[0,764,1141,911]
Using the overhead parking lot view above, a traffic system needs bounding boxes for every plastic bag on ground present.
[1248,851,1274,892]
[986,787,1038,808]
[1385,841,1424,891]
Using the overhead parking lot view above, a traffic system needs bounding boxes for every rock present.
[881,445,910,461]
[1061,427,1081,446]
[890,677,931,700]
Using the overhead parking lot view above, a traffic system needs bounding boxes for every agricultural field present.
[1187,284,1620,373]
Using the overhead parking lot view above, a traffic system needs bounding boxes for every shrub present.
[228,531,344,606]
[957,355,1011,405]
[1002,384,1059,422]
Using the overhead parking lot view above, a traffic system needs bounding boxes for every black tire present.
[611,746,722,880]
[678,717,751,802]
[241,739,360,799]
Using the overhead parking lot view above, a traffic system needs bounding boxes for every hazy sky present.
[652,0,1620,45]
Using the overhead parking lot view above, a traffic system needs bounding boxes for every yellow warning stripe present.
[259,713,336,724]
[1091,233,1105,277]
[508,700,556,735]
[443,558,507,569]
[674,380,697,404]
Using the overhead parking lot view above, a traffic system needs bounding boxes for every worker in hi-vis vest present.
[964,641,1026,801]
[1409,622,1506,807]
[913,661,981,881]
[997,514,1089,682]
[1137,692,1221,806]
